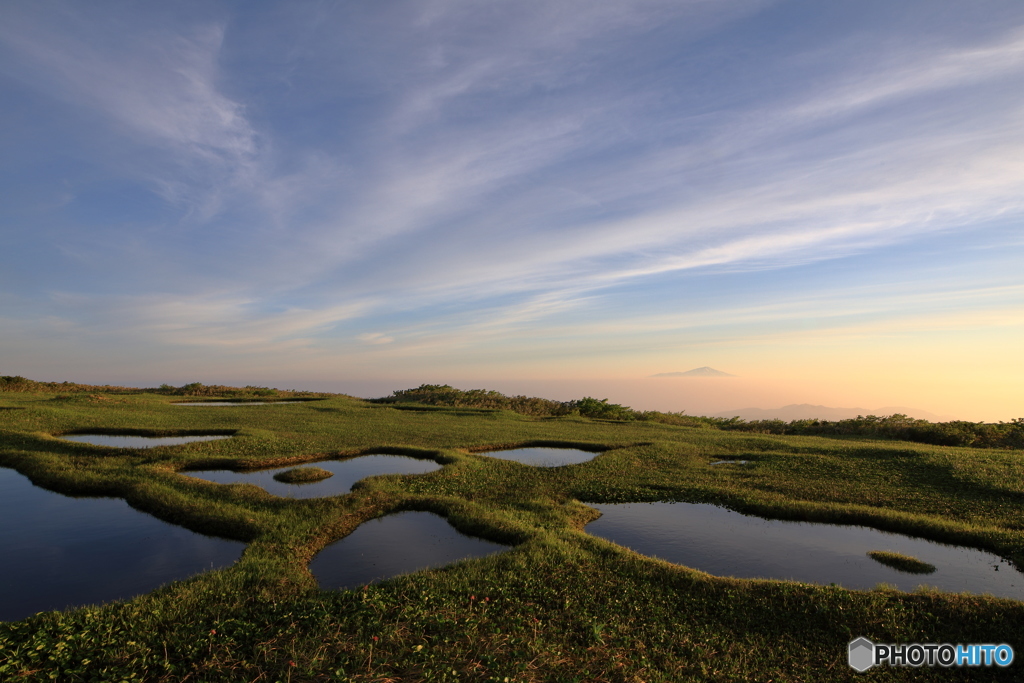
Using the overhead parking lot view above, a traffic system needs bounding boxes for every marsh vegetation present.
[868,551,938,575]
[1,379,1022,681]
[273,466,335,484]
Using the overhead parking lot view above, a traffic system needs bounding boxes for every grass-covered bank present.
[1,382,1023,681]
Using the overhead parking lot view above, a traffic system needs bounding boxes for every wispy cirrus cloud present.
[790,27,1024,122]
[2,0,1023,416]
[38,291,371,349]
[273,11,1024,320]
[0,6,258,215]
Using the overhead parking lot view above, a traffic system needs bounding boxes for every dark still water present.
[480,447,600,467]
[0,467,245,622]
[61,434,232,448]
[174,400,314,406]
[586,502,1024,600]
[311,511,508,590]
[184,454,442,499]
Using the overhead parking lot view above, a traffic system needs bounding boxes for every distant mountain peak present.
[651,367,736,378]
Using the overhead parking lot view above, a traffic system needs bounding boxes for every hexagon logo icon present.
[849,637,875,672]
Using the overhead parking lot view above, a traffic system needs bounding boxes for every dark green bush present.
[718,414,1024,449]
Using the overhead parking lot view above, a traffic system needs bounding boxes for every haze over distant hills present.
[710,404,958,422]
[652,367,735,378]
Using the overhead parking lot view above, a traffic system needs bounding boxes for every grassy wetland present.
[1,381,1023,681]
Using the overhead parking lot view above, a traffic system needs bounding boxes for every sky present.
[1,0,1023,420]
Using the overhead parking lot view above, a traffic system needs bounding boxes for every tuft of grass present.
[272,466,334,484]
[867,550,937,574]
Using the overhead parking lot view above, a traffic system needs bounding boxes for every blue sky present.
[2,0,1023,419]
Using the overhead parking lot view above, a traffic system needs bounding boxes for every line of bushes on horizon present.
[0,376,143,394]
[373,384,645,420]
[377,384,1024,449]
[372,384,576,416]
[0,376,326,398]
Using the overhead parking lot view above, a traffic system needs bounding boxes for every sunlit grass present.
[273,466,334,484]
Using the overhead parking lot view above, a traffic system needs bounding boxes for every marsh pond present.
[184,454,442,499]
[60,434,232,448]
[0,467,244,622]
[586,502,1024,599]
[478,447,601,467]
[311,511,509,589]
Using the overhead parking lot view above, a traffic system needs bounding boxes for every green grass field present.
[1,386,1023,681]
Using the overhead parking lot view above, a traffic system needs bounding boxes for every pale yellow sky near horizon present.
[267,372,1010,423]
[9,291,1021,422]
[11,364,1016,422]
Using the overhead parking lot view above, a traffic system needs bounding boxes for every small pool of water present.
[0,467,244,622]
[480,447,600,467]
[710,460,749,465]
[61,434,232,448]
[174,400,314,406]
[311,511,508,590]
[185,455,442,499]
[586,502,1024,600]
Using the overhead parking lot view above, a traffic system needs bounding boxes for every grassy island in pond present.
[868,551,938,574]
[0,378,1023,681]
[273,466,335,484]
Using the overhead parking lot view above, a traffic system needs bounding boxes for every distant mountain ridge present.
[652,367,735,377]
[711,404,957,422]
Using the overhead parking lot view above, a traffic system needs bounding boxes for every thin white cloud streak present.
[317,113,595,260]
[38,292,372,349]
[392,304,1024,363]
[358,333,395,346]
[791,27,1024,122]
[387,0,772,128]
[546,283,1024,340]
[328,280,1024,360]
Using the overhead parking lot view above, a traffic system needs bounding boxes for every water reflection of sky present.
[185,454,441,499]
[480,447,599,467]
[61,434,232,448]
[311,511,508,590]
[587,502,1024,600]
[173,401,313,406]
[0,467,244,622]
